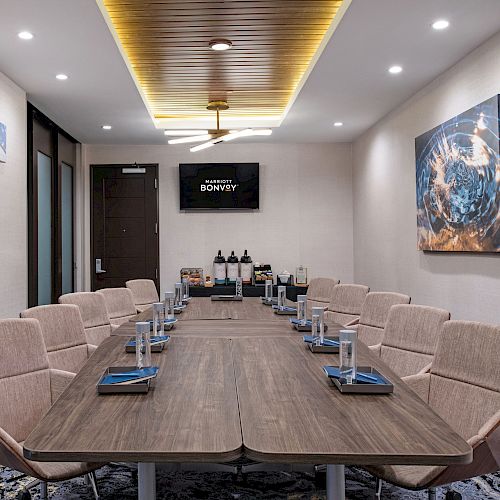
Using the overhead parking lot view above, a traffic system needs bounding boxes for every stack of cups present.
[136,322,151,369]
[296,294,307,326]
[152,303,165,337]
[340,330,357,384]
[164,291,175,320]
[311,307,325,346]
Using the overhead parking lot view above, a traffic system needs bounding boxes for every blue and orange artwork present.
[0,122,6,163]
[415,95,499,252]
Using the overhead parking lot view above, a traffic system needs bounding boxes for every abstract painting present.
[415,95,499,252]
[0,122,6,163]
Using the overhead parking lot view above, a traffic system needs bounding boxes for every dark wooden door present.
[91,164,159,291]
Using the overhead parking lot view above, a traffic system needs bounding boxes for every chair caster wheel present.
[17,490,31,500]
[445,492,462,500]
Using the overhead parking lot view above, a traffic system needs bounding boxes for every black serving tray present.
[211,295,243,301]
[97,366,151,394]
[324,365,393,394]
[307,337,339,353]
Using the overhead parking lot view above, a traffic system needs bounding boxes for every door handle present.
[95,258,107,274]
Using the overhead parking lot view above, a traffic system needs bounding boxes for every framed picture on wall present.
[415,95,499,252]
[0,122,6,163]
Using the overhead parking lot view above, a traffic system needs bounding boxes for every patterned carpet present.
[1,465,499,499]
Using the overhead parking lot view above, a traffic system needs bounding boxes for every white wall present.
[0,72,27,317]
[352,32,500,324]
[83,142,353,291]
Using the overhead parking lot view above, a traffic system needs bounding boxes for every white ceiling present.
[0,0,499,145]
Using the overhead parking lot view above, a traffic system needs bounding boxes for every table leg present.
[138,462,156,500]
[326,464,345,500]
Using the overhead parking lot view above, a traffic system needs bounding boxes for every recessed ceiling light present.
[432,19,449,30]
[209,39,232,51]
[388,65,403,74]
[334,122,343,127]
[102,125,112,130]
[56,74,68,80]
[18,31,34,40]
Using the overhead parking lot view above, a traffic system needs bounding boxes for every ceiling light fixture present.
[432,19,450,30]
[164,130,208,136]
[388,65,403,74]
[56,73,68,80]
[190,141,216,153]
[334,122,343,127]
[18,31,34,40]
[209,39,232,51]
[168,134,213,145]
[102,125,112,130]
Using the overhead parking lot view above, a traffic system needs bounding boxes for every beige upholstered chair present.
[0,318,101,499]
[324,284,369,326]
[97,287,137,327]
[369,304,450,378]
[306,277,340,310]
[20,304,96,374]
[126,279,159,313]
[59,291,114,345]
[366,320,500,500]
[357,292,411,346]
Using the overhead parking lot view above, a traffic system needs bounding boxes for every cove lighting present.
[56,74,68,80]
[334,122,343,127]
[18,31,34,40]
[388,65,402,74]
[432,19,449,30]
[164,130,208,136]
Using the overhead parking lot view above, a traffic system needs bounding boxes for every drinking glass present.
[339,329,357,384]
[265,279,273,300]
[174,282,183,307]
[152,302,165,337]
[164,291,175,320]
[182,277,189,300]
[311,306,325,346]
[136,322,151,369]
[296,294,307,326]
[277,286,286,310]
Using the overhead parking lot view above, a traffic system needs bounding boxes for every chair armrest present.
[0,426,36,477]
[416,362,433,375]
[344,317,359,327]
[111,323,120,332]
[401,373,431,403]
[87,344,98,356]
[468,410,500,463]
[50,369,75,403]
[368,343,381,356]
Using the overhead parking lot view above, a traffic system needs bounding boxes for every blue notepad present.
[272,305,297,312]
[101,366,159,385]
[126,335,170,348]
[303,335,339,347]
[322,366,389,385]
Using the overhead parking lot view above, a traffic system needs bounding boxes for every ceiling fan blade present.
[168,134,213,144]
[190,139,216,152]
[164,130,208,136]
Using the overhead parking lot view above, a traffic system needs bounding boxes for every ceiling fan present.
[165,101,272,152]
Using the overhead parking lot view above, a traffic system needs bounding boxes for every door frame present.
[89,163,160,292]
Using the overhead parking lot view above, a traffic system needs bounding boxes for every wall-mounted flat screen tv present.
[179,163,259,210]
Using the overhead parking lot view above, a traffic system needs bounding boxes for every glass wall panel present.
[61,163,73,294]
[37,152,52,305]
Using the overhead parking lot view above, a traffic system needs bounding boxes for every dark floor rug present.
[1,465,499,499]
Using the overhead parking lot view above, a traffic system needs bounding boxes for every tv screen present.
[179,163,259,210]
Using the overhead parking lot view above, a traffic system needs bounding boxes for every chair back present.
[380,304,449,377]
[97,287,137,326]
[59,292,112,345]
[20,304,89,373]
[306,278,339,309]
[357,292,411,346]
[324,284,369,326]
[126,279,159,310]
[429,320,500,442]
[0,319,51,442]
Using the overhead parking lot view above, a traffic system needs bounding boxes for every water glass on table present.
[277,286,286,310]
[152,302,165,337]
[339,329,357,384]
[296,294,307,326]
[311,306,325,346]
[164,291,175,320]
[136,322,152,369]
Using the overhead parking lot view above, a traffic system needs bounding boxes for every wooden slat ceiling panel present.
[101,0,344,120]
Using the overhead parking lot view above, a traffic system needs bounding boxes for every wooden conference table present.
[24,297,472,500]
